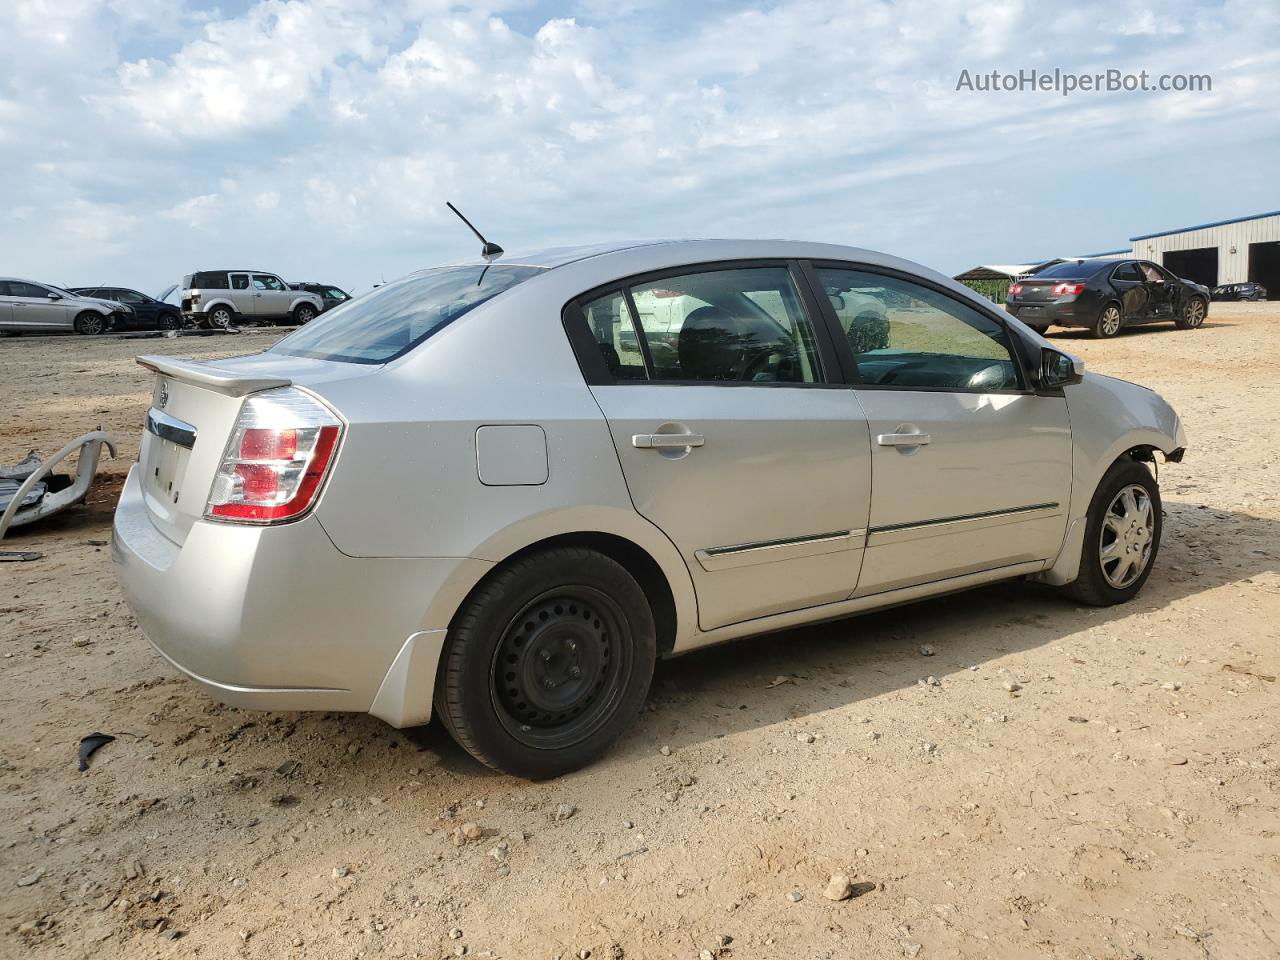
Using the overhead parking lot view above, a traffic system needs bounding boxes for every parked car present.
[69,286,182,331]
[0,277,131,335]
[114,240,1186,778]
[289,282,351,314]
[1004,258,1210,338]
[180,271,323,328]
[1211,281,1268,301]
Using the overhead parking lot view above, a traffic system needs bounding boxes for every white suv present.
[180,270,323,328]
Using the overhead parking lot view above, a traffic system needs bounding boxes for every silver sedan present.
[112,240,1186,778]
[0,277,130,334]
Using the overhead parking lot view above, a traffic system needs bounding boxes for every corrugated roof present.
[1130,210,1280,242]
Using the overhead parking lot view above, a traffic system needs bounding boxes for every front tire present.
[73,312,106,336]
[1175,296,1206,329]
[435,547,657,779]
[293,303,317,325]
[159,311,182,331]
[1065,458,1161,606]
[1092,303,1122,339]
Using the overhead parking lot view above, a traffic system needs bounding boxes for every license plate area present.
[146,438,191,507]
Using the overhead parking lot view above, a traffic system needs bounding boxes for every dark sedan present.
[1211,282,1268,301]
[70,286,182,331]
[289,282,351,314]
[1005,259,1210,338]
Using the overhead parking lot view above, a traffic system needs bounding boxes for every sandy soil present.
[2,305,1278,960]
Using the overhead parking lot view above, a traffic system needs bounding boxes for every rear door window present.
[1112,263,1142,282]
[272,264,544,364]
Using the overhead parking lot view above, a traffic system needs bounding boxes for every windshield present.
[271,264,545,364]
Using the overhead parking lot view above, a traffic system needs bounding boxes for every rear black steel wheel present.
[436,547,656,778]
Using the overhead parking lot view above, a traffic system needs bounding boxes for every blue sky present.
[1,0,1276,295]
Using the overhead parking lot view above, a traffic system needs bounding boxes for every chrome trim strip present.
[867,502,1060,547]
[695,529,864,572]
[145,407,198,449]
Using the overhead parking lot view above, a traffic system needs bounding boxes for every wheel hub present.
[496,595,613,728]
[1100,483,1154,588]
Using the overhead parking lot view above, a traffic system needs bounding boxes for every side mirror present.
[1039,348,1084,389]
[47,292,62,301]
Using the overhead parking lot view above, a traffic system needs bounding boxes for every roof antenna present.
[446,202,504,261]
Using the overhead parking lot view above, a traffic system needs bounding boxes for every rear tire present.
[205,305,235,329]
[74,312,106,336]
[1064,458,1161,606]
[1175,296,1206,330]
[1091,303,1122,339]
[435,547,657,779]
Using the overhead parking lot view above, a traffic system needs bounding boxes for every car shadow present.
[405,498,1279,774]
[1047,319,1235,340]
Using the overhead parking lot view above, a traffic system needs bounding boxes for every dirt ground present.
[2,304,1278,960]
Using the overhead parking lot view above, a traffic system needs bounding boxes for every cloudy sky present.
[2,0,1277,294]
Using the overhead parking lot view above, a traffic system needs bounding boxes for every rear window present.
[191,271,229,289]
[270,264,544,364]
[1032,261,1105,279]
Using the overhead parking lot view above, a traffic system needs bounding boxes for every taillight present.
[206,388,342,524]
[1008,283,1023,296]
[1052,282,1086,296]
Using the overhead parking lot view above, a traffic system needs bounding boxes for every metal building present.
[1130,210,1280,297]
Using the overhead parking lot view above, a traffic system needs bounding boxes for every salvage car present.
[1211,281,1268,302]
[114,240,1186,778]
[1005,258,1210,337]
[69,286,182,331]
[0,278,132,335]
[290,282,352,314]
[180,270,323,328]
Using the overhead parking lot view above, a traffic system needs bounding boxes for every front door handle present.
[633,433,705,449]
[877,432,931,447]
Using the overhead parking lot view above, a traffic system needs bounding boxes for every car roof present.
[440,238,951,278]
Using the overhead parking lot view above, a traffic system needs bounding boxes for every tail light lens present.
[1052,282,1087,296]
[206,388,342,523]
[1007,283,1023,296]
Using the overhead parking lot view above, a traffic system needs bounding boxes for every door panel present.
[853,390,1071,593]
[591,384,872,629]
[1110,263,1148,320]
[808,263,1072,595]
[9,282,70,330]
[228,274,256,315]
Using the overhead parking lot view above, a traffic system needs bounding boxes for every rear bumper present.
[1005,300,1093,327]
[111,465,485,725]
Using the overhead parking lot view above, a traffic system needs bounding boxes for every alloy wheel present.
[1183,299,1205,328]
[1100,307,1121,337]
[1099,483,1155,588]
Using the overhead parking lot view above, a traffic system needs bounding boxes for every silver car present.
[180,270,324,328]
[113,240,1187,778]
[0,277,131,335]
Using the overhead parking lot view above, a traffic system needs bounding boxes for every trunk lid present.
[134,353,378,545]
[1016,279,1070,302]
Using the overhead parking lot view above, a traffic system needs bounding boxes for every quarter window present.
[582,291,647,381]
[815,268,1022,391]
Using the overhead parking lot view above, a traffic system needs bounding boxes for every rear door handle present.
[633,433,705,449]
[877,432,931,447]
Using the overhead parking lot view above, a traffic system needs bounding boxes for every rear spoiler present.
[136,355,290,397]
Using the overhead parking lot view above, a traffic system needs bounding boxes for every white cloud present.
[0,0,1276,293]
